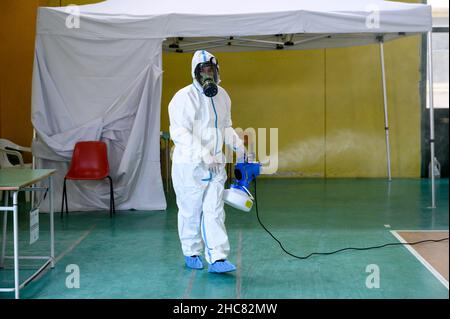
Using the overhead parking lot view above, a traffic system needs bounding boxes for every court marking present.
[31,224,96,282]
[393,230,449,233]
[236,230,242,299]
[55,224,97,264]
[183,269,196,299]
[390,230,448,290]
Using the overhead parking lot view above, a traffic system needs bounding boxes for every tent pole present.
[32,129,36,170]
[378,36,392,181]
[31,129,36,206]
[427,31,436,208]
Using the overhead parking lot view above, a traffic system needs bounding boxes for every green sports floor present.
[0,178,448,299]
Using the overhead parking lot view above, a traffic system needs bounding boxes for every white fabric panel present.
[32,35,166,211]
[36,0,431,42]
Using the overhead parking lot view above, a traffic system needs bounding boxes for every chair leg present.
[107,176,115,217]
[61,179,65,218]
[61,178,68,218]
[109,181,112,218]
[65,180,69,215]
[110,175,115,217]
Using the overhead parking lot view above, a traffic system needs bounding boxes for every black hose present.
[253,179,449,260]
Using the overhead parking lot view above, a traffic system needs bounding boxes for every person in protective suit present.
[168,50,246,273]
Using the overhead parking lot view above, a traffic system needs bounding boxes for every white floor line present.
[392,229,449,233]
[390,230,448,290]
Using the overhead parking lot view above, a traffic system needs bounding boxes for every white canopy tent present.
[32,0,436,212]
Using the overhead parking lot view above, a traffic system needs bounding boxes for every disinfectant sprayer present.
[223,162,264,212]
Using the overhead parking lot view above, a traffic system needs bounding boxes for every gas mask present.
[194,57,220,97]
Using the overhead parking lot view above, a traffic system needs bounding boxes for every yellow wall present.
[0,0,48,162]
[161,34,422,178]
[325,36,421,177]
[1,0,422,177]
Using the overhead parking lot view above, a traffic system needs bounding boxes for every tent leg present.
[427,31,436,208]
[31,129,36,207]
[379,37,392,181]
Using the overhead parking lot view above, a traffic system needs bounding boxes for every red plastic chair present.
[61,141,115,218]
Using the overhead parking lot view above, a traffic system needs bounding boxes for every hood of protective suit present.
[191,50,221,87]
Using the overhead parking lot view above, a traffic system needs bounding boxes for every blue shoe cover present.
[185,256,204,269]
[208,260,236,273]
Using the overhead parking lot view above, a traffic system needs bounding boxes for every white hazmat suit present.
[169,50,245,265]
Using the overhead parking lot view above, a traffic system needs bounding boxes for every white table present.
[0,168,56,299]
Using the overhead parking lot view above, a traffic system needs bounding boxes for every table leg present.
[0,191,8,268]
[12,191,19,299]
[49,176,55,268]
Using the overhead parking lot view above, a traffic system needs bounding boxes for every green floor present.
[0,178,448,299]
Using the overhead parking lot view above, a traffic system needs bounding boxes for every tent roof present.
[37,0,432,50]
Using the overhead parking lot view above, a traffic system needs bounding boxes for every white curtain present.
[32,34,166,211]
